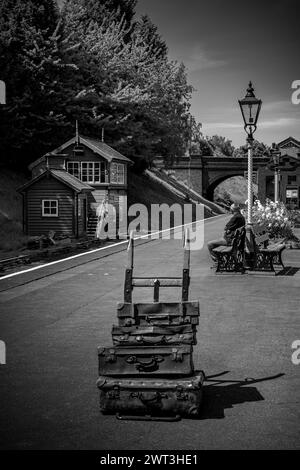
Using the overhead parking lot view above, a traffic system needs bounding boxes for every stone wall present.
[166,168,203,195]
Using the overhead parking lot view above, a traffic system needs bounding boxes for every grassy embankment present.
[0,167,228,256]
[0,169,28,254]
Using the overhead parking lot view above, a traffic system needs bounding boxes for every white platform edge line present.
[0,213,226,281]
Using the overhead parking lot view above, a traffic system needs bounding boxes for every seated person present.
[207,203,245,264]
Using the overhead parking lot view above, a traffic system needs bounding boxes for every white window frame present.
[67,161,80,180]
[42,199,59,217]
[110,163,125,184]
[67,161,107,184]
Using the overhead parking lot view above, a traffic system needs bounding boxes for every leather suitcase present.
[98,345,194,377]
[117,301,200,327]
[111,324,197,346]
[97,372,205,419]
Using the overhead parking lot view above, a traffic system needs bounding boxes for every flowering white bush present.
[253,199,295,239]
[243,199,296,240]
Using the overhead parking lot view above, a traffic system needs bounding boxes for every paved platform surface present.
[0,215,299,450]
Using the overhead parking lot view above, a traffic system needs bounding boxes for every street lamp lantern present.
[239,82,262,268]
[239,81,262,138]
[271,143,281,167]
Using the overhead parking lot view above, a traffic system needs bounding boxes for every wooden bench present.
[252,226,286,272]
[212,227,246,273]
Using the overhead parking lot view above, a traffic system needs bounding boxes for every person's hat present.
[230,203,240,212]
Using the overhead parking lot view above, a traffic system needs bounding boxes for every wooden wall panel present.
[26,176,75,236]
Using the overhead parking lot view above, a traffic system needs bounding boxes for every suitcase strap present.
[116,413,181,422]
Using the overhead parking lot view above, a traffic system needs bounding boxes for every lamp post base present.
[244,224,255,270]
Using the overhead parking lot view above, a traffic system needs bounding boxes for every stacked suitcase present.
[97,233,205,421]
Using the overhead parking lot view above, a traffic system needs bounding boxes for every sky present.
[135,0,300,146]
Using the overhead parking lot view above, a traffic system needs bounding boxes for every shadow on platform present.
[200,371,285,420]
[276,266,300,276]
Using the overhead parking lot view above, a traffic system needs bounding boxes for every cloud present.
[203,122,242,130]
[262,100,292,112]
[203,117,300,131]
[173,45,227,72]
[259,117,300,129]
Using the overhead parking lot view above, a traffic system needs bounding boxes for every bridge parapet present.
[164,155,269,200]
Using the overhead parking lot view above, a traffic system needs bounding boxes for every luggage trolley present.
[97,230,205,421]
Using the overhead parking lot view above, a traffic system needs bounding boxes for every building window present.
[42,200,58,217]
[67,162,80,179]
[67,161,107,183]
[110,163,125,184]
[288,175,297,185]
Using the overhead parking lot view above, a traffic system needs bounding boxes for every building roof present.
[18,169,94,193]
[51,170,94,192]
[28,135,132,171]
[28,153,67,171]
[51,135,132,163]
[277,154,300,170]
[277,137,300,148]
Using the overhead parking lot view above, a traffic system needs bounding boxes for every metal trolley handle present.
[116,413,181,422]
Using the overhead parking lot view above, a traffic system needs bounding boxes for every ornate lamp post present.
[239,82,262,261]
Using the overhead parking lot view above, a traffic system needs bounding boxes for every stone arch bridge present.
[161,155,269,202]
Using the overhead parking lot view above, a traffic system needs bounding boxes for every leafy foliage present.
[61,0,194,167]
[233,140,271,158]
[190,134,235,157]
[0,0,78,166]
[208,135,235,156]
[81,0,137,31]
[0,0,195,170]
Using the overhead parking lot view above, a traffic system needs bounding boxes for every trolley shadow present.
[200,371,285,420]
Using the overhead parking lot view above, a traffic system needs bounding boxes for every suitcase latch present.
[106,349,117,363]
[108,385,120,399]
[176,386,188,401]
[172,348,183,362]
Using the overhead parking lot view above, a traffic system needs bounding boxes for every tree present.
[208,135,235,156]
[0,0,74,167]
[62,0,193,166]
[133,15,168,59]
[0,0,196,170]
[233,140,271,158]
[70,0,137,34]
[0,0,59,34]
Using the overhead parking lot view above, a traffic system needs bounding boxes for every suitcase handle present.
[116,413,181,422]
[145,314,170,323]
[145,315,189,326]
[140,335,166,345]
[126,355,164,372]
[139,391,162,403]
